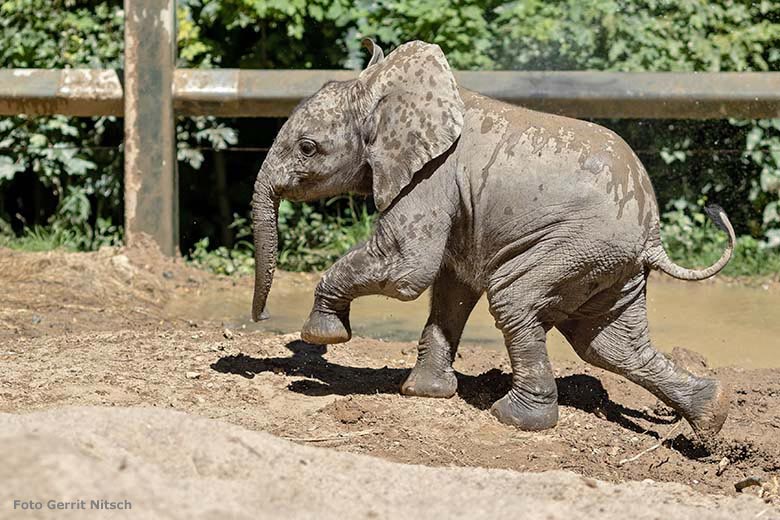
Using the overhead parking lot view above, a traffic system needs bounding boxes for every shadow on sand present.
[211,339,705,458]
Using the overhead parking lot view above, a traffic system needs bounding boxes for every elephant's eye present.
[298,139,318,157]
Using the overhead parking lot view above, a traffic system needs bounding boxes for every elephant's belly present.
[476,215,647,321]
[442,247,488,292]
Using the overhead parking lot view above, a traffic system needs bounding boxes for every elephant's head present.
[250,39,465,321]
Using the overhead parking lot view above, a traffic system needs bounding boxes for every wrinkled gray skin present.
[251,40,734,438]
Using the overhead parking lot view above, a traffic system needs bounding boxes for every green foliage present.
[0,1,124,236]
[188,214,255,275]
[0,0,240,239]
[187,199,376,274]
[277,196,375,271]
[491,0,780,72]
[1,0,779,276]
[178,0,357,68]
[0,225,81,252]
[342,0,498,69]
[0,0,123,67]
[0,217,122,252]
[742,118,780,245]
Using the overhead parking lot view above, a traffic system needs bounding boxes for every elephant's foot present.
[490,390,559,431]
[400,365,457,398]
[681,378,730,440]
[301,310,351,344]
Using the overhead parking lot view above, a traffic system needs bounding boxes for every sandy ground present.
[1,407,775,520]
[1,243,779,518]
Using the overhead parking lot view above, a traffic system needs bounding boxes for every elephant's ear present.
[358,41,464,212]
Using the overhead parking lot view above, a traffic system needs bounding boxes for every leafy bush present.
[0,0,125,237]
[187,197,375,274]
[277,196,375,271]
[0,218,122,252]
[0,0,237,240]
[188,215,255,275]
[1,0,779,276]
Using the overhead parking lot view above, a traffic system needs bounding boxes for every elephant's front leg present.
[401,268,481,398]
[301,218,450,345]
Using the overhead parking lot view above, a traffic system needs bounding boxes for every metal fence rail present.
[1,0,779,254]
[3,69,779,119]
[172,70,780,119]
[0,69,123,116]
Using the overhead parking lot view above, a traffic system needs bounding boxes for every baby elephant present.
[250,39,732,439]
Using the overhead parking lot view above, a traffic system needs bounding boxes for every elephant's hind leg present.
[558,275,729,439]
[486,280,559,430]
[489,320,558,430]
[401,268,480,398]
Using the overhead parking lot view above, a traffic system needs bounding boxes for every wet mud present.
[174,270,780,369]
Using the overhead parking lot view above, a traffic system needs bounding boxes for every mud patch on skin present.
[599,146,654,226]
[477,125,551,196]
[481,117,494,134]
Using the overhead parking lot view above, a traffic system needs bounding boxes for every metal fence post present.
[123,0,178,255]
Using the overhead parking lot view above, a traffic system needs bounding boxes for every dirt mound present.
[0,239,208,338]
[1,406,774,520]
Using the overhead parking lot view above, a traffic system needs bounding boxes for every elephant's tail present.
[644,204,735,281]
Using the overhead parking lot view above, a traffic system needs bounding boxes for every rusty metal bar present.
[457,71,780,119]
[172,69,356,117]
[0,69,122,116]
[476,70,778,118]
[123,0,178,256]
[2,69,778,119]
[172,69,780,119]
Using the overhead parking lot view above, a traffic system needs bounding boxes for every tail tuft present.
[703,204,728,232]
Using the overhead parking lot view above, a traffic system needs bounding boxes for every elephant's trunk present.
[251,167,279,321]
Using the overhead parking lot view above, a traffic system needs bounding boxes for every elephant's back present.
[462,94,656,231]
[456,93,659,288]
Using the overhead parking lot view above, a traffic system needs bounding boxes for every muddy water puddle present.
[169,273,779,369]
